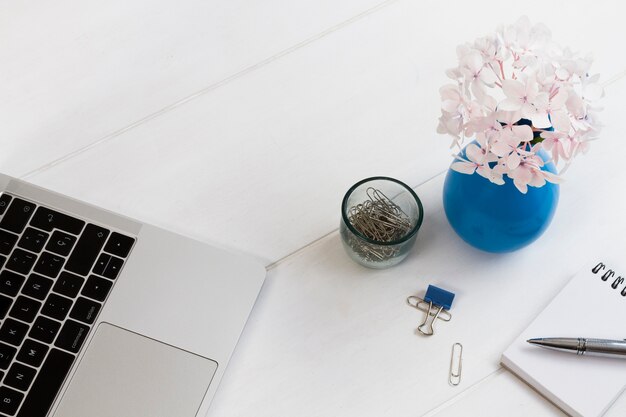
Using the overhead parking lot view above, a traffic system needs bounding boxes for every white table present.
[2,0,626,415]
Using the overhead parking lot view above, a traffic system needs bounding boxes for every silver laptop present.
[0,173,266,417]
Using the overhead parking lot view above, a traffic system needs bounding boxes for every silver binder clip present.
[406,285,455,336]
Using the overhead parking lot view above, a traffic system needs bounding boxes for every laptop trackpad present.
[53,323,217,417]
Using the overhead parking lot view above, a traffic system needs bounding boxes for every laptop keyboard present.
[0,193,135,416]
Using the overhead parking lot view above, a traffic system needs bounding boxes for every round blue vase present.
[443,147,559,253]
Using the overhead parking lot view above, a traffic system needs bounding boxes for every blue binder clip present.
[407,285,455,336]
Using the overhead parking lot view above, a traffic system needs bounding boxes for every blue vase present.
[442,145,559,253]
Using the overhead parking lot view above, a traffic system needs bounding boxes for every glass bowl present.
[340,176,423,269]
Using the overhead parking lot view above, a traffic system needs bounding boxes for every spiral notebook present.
[501,260,626,417]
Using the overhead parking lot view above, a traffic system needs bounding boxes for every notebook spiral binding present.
[592,262,626,297]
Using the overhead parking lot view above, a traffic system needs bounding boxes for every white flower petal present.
[508,152,521,169]
[479,69,497,85]
[441,99,460,113]
[551,110,571,132]
[555,67,569,80]
[541,138,555,151]
[506,152,522,170]
[543,170,564,184]
[466,51,483,72]
[476,165,491,180]
[514,180,528,194]
[451,162,477,175]
[471,80,487,102]
[502,79,525,99]
[521,103,539,122]
[498,98,523,111]
[531,112,552,129]
[490,141,511,157]
[529,172,546,187]
[485,151,499,163]
[513,125,534,142]
[493,162,508,175]
[510,165,533,183]
[440,84,460,98]
[445,67,463,80]
[533,93,549,112]
[496,110,523,125]
[551,90,568,109]
[475,131,488,147]
[481,94,498,112]
[566,94,585,117]
[465,143,483,163]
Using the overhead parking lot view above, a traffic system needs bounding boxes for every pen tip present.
[527,338,539,345]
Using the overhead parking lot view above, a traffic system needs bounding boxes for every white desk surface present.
[2,0,626,415]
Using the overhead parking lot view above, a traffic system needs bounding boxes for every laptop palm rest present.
[53,323,218,417]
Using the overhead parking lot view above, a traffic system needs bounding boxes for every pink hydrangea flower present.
[437,17,603,193]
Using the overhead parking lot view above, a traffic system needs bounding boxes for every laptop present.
[0,173,266,417]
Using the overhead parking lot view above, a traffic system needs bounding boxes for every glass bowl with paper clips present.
[340,176,423,269]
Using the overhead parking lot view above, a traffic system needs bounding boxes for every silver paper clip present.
[449,342,463,386]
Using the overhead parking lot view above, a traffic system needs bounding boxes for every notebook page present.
[501,261,626,417]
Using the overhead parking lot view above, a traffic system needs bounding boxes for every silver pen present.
[527,337,626,358]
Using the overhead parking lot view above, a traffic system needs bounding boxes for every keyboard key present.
[0,254,5,270]
[29,207,85,235]
[93,253,126,279]
[9,296,41,323]
[21,274,53,301]
[16,348,74,417]
[0,294,12,319]
[17,227,49,253]
[29,316,61,344]
[33,252,65,278]
[104,232,135,258]
[0,194,12,215]
[93,252,111,276]
[0,230,18,255]
[16,339,49,368]
[0,271,25,297]
[5,362,36,392]
[55,320,89,353]
[5,249,36,275]
[81,275,112,302]
[0,343,17,370]
[45,230,76,256]
[65,224,109,276]
[0,198,36,234]
[41,293,73,321]
[0,319,29,346]
[53,271,84,299]
[104,256,124,279]
[0,385,24,415]
[70,297,101,324]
